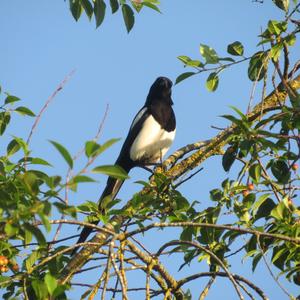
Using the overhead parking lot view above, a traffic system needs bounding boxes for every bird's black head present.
[146,76,173,105]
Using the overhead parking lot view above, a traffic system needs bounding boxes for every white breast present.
[129,115,176,163]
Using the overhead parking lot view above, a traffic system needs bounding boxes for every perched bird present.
[72,76,176,254]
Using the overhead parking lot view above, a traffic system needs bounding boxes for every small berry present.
[292,164,298,171]
[0,265,8,273]
[247,183,255,191]
[287,198,293,207]
[0,256,8,266]
[11,264,19,272]
[243,190,250,197]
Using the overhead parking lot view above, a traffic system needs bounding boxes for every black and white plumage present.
[72,77,176,254]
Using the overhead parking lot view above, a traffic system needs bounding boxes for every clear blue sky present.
[1,1,299,299]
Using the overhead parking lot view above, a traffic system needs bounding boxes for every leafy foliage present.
[68,0,160,32]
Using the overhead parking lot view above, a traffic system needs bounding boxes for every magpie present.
[72,76,176,254]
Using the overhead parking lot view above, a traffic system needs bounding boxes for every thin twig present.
[177,272,268,300]
[155,240,244,300]
[101,244,113,300]
[236,281,256,300]
[109,240,128,300]
[257,235,293,299]
[173,167,203,188]
[27,70,75,145]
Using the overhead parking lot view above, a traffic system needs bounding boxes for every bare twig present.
[109,240,128,300]
[257,236,293,299]
[177,272,268,300]
[101,244,113,300]
[27,70,75,145]
[156,240,244,300]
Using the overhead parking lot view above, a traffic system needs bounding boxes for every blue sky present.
[1,1,299,299]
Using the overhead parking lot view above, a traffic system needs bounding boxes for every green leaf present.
[272,247,288,268]
[23,223,46,246]
[252,253,262,272]
[23,171,39,195]
[249,164,261,183]
[227,41,244,56]
[206,72,219,92]
[229,106,248,121]
[251,194,271,216]
[25,251,40,272]
[218,57,235,62]
[110,0,119,13]
[221,114,249,131]
[7,137,29,156]
[210,189,223,202]
[131,0,142,12]
[175,72,196,85]
[77,200,99,213]
[54,202,77,217]
[4,95,20,104]
[21,157,52,167]
[25,228,32,245]
[270,201,287,220]
[85,140,100,157]
[39,213,51,232]
[270,159,290,184]
[178,55,203,68]
[248,51,268,82]
[92,165,129,179]
[268,20,287,36]
[199,44,219,64]
[45,273,58,296]
[142,2,161,13]
[272,0,289,12]
[7,139,21,156]
[178,55,192,64]
[94,0,106,28]
[32,279,48,300]
[96,138,120,156]
[70,175,96,183]
[70,0,82,21]
[15,106,35,117]
[0,112,11,135]
[85,138,120,158]
[222,146,237,172]
[5,223,18,237]
[80,0,93,19]
[285,34,296,46]
[270,43,283,61]
[49,140,73,169]
[254,197,276,220]
[122,4,135,33]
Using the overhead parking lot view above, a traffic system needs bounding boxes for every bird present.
[72,76,176,255]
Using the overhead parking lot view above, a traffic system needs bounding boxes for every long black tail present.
[71,164,132,256]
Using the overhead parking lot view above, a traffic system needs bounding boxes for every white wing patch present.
[129,115,176,163]
[130,107,148,130]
